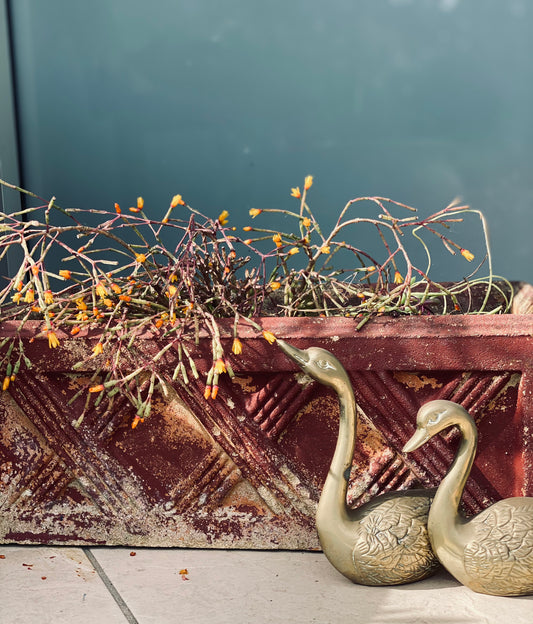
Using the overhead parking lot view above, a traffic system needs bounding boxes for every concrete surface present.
[1,546,532,623]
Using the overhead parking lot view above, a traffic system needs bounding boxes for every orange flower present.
[111,283,122,294]
[76,298,87,311]
[135,253,147,264]
[211,385,219,400]
[92,342,104,356]
[170,194,185,207]
[218,210,229,225]
[249,208,262,218]
[304,175,313,190]
[31,264,40,276]
[262,330,277,344]
[114,202,121,214]
[59,270,71,280]
[290,187,301,198]
[47,331,60,349]
[95,282,108,298]
[70,326,81,335]
[394,270,404,284]
[131,415,144,429]
[204,385,212,400]
[24,289,35,303]
[302,217,311,228]
[12,293,22,304]
[320,245,331,255]
[270,281,281,290]
[272,233,282,248]
[214,358,227,375]
[461,248,475,262]
[15,280,23,292]
[103,298,113,308]
[288,247,299,256]
[119,294,131,302]
[232,337,243,355]
[243,239,252,245]
[44,290,54,305]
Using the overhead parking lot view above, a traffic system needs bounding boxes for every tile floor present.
[1,545,532,623]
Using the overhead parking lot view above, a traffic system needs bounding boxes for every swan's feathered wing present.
[351,493,439,585]
[464,498,533,596]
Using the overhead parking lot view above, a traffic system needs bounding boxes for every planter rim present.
[1,313,531,342]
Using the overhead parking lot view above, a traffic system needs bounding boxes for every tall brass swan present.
[403,399,533,596]
[277,340,439,586]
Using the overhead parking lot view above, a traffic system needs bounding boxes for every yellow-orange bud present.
[461,248,475,262]
[262,330,277,344]
[214,358,227,375]
[290,187,301,199]
[47,331,60,349]
[170,194,185,207]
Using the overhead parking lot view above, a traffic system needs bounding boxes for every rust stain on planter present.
[0,301,532,548]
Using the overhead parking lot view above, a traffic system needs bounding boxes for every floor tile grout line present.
[83,548,140,624]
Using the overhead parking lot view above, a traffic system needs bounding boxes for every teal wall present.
[7,0,533,282]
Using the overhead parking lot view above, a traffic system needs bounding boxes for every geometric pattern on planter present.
[349,370,520,514]
[0,313,531,547]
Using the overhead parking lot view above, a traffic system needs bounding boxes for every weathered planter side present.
[0,313,532,548]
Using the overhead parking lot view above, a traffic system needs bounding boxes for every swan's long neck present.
[317,379,356,528]
[430,412,478,538]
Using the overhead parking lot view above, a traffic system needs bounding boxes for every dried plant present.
[0,177,512,427]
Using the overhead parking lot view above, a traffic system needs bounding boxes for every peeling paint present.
[393,372,443,391]
[0,315,531,548]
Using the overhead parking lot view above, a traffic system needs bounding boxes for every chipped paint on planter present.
[0,305,532,548]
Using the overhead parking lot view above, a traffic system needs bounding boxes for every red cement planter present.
[0,310,532,548]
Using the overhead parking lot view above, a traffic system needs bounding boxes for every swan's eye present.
[316,359,334,370]
[428,410,445,425]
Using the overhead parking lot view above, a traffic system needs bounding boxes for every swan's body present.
[277,340,439,585]
[403,399,533,596]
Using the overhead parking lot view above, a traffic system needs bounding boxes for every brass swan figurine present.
[403,399,533,596]
[277,340,439,586]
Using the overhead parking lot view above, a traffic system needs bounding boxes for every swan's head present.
[276,340,350,390]
[402,400,471,453]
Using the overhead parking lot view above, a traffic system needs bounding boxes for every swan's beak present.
[402,428,431,454]
[276,339,309,368]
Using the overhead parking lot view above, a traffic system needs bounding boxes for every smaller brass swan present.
[277,340,439,586]
[403,399,533,596]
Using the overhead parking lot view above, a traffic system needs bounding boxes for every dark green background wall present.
[6,0,533,282]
